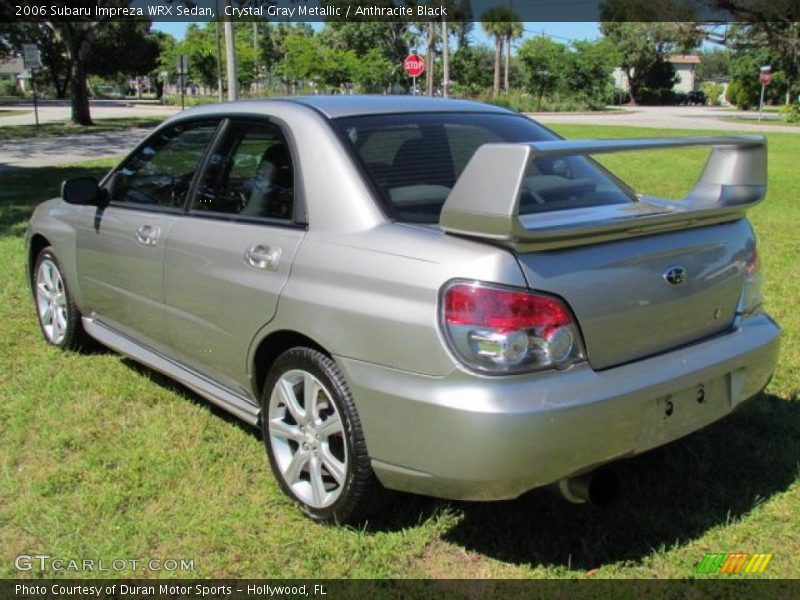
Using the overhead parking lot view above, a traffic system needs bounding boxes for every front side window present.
[332,113,633,223]
[191,121,294,221]
[109,120,219,209]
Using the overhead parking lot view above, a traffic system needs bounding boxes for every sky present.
[152,21,602,47]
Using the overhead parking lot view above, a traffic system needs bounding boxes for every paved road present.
[0,128,150,172]
[534,105,800,133]
[0,99,178,126]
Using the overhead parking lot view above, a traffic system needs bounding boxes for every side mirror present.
[61,177,103,206]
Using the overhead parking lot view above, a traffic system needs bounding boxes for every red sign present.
[404,54,425,78]
[759,71,772,86]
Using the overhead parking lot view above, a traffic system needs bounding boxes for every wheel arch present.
[251,329,329,402]
[28,233,52,293]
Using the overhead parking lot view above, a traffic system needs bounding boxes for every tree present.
[47,22,105,124]
[179,24,219,90]
[351,48,394,93]
[450,43,494,96]
[86,22,160,85]
[268,23,314,92]
[601,22,698,104]
[321,21,411,86]
[503,17,523,92]
[696,48,731,82]
[565,40,616,107]
[0,23,72,98]
[710,1,800,100]
[480,7,518,97]
[518,36,567,111]
[276,33,320,91]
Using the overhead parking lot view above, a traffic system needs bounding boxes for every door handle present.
[135,224,160,246]
[244,245,281,271]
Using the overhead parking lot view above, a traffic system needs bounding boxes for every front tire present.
[260,347,386,524]
[33,247,91,351]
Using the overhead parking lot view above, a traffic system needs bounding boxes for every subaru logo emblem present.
[664,266,688,286]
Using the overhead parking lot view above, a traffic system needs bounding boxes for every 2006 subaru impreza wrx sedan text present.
[26,97,780,523]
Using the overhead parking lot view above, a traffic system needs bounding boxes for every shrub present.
[701,82,724,106]
[780,103,800,123]
[726,80,754,110]
[0,79,22,97]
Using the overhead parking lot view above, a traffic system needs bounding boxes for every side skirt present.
[82,317,261,426]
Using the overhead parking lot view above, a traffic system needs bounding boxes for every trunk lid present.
[515,219,751,370]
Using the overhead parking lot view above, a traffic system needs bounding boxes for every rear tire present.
[260,347,388,524]
[33,247,92,351]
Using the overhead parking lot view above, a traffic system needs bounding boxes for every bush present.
[701,82,724,106]
[780,103,800,123]
[0,79,22,97]
[726,80,754,110]
[484,90,598,113]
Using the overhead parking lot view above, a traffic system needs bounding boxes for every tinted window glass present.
[192,121,294,221]
[110,121,219,208]
[333,113,633,223]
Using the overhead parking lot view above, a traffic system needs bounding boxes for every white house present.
[669,54,701,93]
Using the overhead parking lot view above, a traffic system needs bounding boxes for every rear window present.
[332,113,633,223]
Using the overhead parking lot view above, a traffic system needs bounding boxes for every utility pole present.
[215,0,223,101]
[442,18,449,98]
[426,22,435,97]
[224,4,238,101]
[253,21,259,94]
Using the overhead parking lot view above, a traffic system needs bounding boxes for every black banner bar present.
[3,579,800,600]
[0,0,775,23]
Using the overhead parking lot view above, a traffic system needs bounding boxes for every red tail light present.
[740,243,763,315]
[440,281,584,374]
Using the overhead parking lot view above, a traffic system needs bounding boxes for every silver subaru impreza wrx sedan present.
[26,96,780,523]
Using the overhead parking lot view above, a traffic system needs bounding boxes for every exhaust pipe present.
[557,470,619,506]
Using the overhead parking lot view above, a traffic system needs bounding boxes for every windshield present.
[332,112,634,224]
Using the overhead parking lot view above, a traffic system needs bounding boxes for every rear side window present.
[332,113,632,223]
[191,121,294,221]
[109,120,219,209]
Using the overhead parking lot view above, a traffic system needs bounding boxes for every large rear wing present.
[439,135,767,251]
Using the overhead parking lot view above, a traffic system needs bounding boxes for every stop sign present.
[404,54,425,77]
[759,71,772,86]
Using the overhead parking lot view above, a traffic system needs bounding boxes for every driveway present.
[534,105,800,133]
[0,128,149,172]
[0,99,178,126]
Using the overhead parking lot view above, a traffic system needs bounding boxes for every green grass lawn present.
[0,124,798,580]
[0,117,166,141]
[720,116,798,127]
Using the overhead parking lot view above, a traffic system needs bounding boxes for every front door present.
[76,119,220,350]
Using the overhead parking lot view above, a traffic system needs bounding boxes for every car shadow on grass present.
[428,392,800,570]
[0,163,112,237]
[120,357,263,441]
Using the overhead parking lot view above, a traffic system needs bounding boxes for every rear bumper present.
[336,313,780,501]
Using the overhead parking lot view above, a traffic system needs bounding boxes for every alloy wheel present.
[36,258,68,345]
[267,369,348,509]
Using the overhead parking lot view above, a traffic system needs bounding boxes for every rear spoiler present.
[439,135,767,251]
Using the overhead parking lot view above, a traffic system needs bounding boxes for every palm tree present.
[480,8,508,97]
[504,18,523,92]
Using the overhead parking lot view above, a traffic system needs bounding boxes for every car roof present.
[288,95,515,119]
[170,95,515,123]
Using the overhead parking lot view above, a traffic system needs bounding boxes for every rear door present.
[76,119,220,350]
[163,119,305,395]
